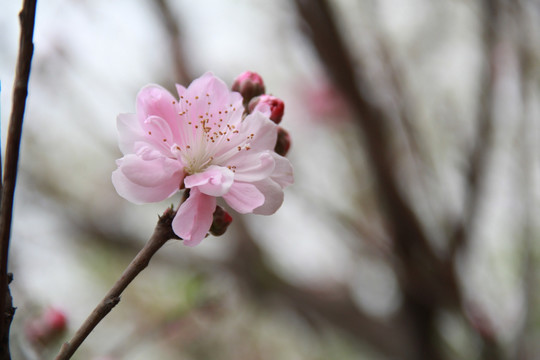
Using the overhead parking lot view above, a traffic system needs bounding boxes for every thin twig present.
[448,0,499,259]
[154,0,191,85]
[54,209,179,360]
[0,0,38,357]
[514,4,539,358]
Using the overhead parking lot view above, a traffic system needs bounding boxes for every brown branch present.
[292,0,449,299]
[54,209,179,360]
[445,3,504,357]
[292,1,466,358]
[0,0,38,358]
[514,3,539,359]
[154,0,191,85]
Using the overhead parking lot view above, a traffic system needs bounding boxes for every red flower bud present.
[209,206,233,236]
[274,127,291,157]
[248,95,285,124]
[231,71,265,104]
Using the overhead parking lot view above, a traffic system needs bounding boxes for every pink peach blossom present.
[112,73,293,246]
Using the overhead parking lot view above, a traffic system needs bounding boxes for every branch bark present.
[54,209,179,360]
[0,1,38,358]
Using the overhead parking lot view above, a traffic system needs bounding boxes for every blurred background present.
[1,0,540,359]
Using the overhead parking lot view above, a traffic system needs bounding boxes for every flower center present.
[174,95,254,175]
[183,151,213,175]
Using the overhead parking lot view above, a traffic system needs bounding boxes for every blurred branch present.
[446,2,505,356]
[227,217,415,359]
[448,0,499,259]
[514,2,539,358]
[293,0,448,297]
[54,209,180,360]
[0,0,37,358]
[154,0,191,85]
[293,1,460,358]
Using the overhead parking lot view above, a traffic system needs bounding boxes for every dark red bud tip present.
[274,127,291,156]
[209,206,233,236]
[248,95,285,124]
[231,71,266,104]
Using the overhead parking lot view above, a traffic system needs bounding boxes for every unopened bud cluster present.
[203,72,292,238]
[232,71,291,157]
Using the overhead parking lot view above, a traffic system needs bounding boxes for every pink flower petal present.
[223,182,264,214]
[236,112,277,152]
[213,112,277,163]
[119,154,183,187]
[184,165,234,197]
[252,102,272,117]
[173,188,216,246]
[117,113,144,154]
[134,143,165,161]
[186,72,240,108]
[175,83,187,99]
[141,115,179,153]
[185,72,244,129]
[112,155,183,204]
[137,85,180,139]
[232,152,275,182]
[270,153,294,187]
[252,179,284,215]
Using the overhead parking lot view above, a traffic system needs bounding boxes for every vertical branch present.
[0,0,38,358]
[154,0,191,85]
[444,2,504,356]
[293,1,471,359]
[448,0,499,258]
[515,80,536,360]
[514,3,539,358]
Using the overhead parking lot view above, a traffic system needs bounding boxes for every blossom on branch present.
[112,72,293,246]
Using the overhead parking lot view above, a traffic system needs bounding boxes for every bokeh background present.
[2,0,540,359]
